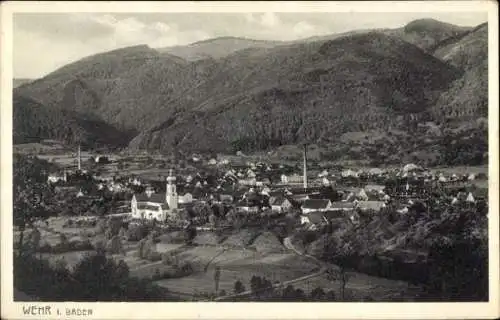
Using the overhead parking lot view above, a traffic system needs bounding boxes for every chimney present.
[77,145,81,171]
[303,144,308,190]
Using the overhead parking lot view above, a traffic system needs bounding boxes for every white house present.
[178,192,193,204]
[236,200,259,213]
[318,170,329,178]
[247,169,256,178]
[270,197,293,213]
[341,169,358,178]
[47,171,67,184]
[466,192,476,203]
[239,178,257,186]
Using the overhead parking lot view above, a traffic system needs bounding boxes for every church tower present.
[166,169,178,210]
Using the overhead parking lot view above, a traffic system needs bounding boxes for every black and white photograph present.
[1,1,499,319]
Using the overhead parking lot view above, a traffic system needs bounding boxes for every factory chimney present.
[303,144,308,190]
[77,144,81,171]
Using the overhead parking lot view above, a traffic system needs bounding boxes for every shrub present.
[147,251,162,262]
[234,280,245,294]
[127,224,150,242]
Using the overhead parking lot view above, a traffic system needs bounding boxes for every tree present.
[310,287,326,301]
[214,266,221,294]
[13,155,53,255]
[106,235,125,255]
[72,249,130,300]
[234,280,245,294]
[326,266,350,301]
[209,214,217,228]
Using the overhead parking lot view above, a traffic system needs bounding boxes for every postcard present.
[1,1,499,319]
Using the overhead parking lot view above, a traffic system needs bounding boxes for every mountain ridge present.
[13,19,488,165]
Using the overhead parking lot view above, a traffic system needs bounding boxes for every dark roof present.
[287,187,323,195]
[305,210,345,224]
[270,196,289,206]
[302,199,331,209]
[268,190,283,198]
[134,193,166,204]
[137,204,165,211]
[236,200,259,207]
[330,202,356,209]
[356,201,385,211]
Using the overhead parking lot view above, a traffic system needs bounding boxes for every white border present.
[1,1,499,319]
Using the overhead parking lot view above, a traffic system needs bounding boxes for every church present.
[130,170,179,221]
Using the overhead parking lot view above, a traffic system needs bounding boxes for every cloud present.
[260,12,280,28]
[245,12,281,28]
[293,21,316,37]
[13,12,487,78]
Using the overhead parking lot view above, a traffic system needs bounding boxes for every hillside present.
[14,19,488,165]
[300,19,472,53]
[157,36,283,61]
[387,18,472,52]
[431,23,488,122]
[130,31,461,153]
[13,78,34,88]
[13,94,133,148]
[15,45,193,132]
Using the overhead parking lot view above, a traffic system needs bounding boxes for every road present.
[213,236,329,301]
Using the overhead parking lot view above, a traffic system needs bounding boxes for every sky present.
[13,11,487,79]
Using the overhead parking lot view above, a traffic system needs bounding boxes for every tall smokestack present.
[303,144,308,189]
[77,145,81,171]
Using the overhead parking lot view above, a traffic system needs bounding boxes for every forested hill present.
[14,19,488,165]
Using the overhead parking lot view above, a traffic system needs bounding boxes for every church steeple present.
[166,169,178,210]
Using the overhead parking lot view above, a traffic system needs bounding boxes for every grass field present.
[153,247,318,295]
[289,269,423,301]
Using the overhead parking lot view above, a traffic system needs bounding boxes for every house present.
[318,170,329,178]
[218,194,234,204]
[341,169,358,178]
[247,169,256,178]
[322,177,331,186]
[364,184,386,193]
[261,187,271,196]
[342,188,369,201]
[236,199,260,213]
[130,170,179,221]
[282,174,303,184]
[330,202,356,211]
[239,178,257,186]
[269,197,293,213]
[301,199,332,214]
[281,174,288,184]
[466,192,476,203]
[47,171,67,184]
[402,163,423,173]
[300,210,345,226]
[76,189,85,198]
[368,168,384,176]
[178,192,193,204]
[208,158,217,165]
[356,201,386,212]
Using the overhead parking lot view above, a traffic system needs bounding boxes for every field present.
[288,269,423,301]
[154,247,319,295]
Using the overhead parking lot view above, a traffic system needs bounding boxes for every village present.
[12,142,488,302]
